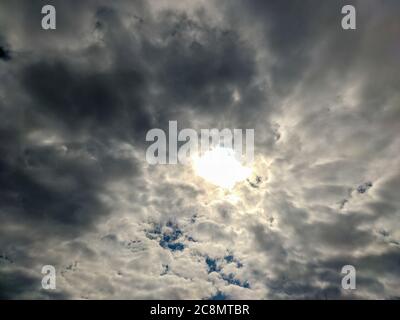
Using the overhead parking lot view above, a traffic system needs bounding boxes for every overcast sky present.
[1,0,400,299]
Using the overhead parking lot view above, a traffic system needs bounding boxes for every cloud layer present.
[0,0,399,299]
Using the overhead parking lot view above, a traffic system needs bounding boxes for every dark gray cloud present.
[0,47,11,61]
[0,0,399,299]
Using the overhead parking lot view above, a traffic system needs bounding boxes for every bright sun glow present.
[193,147,252,189]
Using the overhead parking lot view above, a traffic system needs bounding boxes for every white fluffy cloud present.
[0,0,399,299]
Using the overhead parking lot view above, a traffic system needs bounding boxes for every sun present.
[193,146,252,189]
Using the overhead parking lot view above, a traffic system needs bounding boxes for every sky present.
[0,0,400,299]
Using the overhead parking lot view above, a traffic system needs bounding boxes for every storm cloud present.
[0,0,399,299]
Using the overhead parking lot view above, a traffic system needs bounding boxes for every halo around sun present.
[193,146,252,189]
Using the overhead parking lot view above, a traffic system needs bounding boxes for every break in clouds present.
[0,0,400,299]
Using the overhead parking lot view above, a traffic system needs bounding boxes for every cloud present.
[0,0,399,299]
